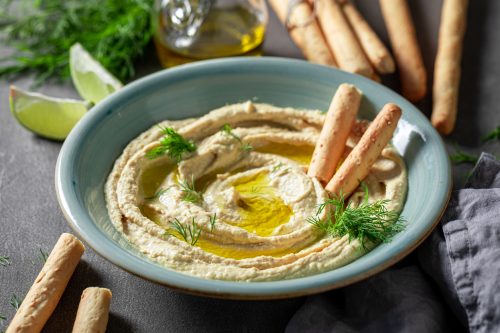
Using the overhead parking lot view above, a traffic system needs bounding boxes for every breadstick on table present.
[371,71,382,83]
[314,0,374,77]
[341,1,395,74]
[308,84,361,185]
[268,0,338,67]
[7,233,85,333]
[72,287,112,333]
[379,0,427,102]
[431,0,468,135]
[325,103,401,198]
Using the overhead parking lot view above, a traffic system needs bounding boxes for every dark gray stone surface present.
[0,1,499,332]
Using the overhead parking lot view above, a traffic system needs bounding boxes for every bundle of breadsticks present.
[6,233,112,333]
[269,0,426,100]
[308,83,401,198]
[269,0,395,82]
[270,0,468,135]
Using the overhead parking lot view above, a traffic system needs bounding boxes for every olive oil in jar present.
[153,0,267,67]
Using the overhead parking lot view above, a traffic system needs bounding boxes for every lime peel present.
[9,85,88,141]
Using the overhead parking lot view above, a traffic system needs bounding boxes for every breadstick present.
[72,287,112,333]
[371,71,382,83]
[315,0,374,77]
[268,0,338,67]
[379,0,427,102]
[341,1,395,74]
[7,233,85,333]
[326,103,401,197]
[431,0,468,135]
[308,84,361,185]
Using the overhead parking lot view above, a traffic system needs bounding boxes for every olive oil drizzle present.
[138,142,320,260]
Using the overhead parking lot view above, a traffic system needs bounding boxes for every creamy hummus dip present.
[105,102,407,281]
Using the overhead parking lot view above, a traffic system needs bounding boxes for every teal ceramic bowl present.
[56,57,451,300]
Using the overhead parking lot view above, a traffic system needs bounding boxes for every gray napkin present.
[419,153,500,332]
[287,153,500,333]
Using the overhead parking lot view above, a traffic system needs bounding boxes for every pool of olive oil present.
[154,4,266,67]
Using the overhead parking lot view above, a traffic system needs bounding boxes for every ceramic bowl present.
[56,57,451,300]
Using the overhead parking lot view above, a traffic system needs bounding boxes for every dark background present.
[1,1,499,332]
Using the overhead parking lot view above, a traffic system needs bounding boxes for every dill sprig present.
[241,143,253,152]
[450,150,478,164]
[146,127,196,162]
[0,255,10,267]
[221,123,241,142]
[10,294,22,311]
[179,176,203,204]
[220,123,253,152]
[38,248,49,263]
[209,213,217,232]
[169,218,202,246]
[271,162,290,174]
[272,163,284,173]
[0,0,153,83]
[482,126,500,142]
[145,187,172,200]
[308,189,405,250]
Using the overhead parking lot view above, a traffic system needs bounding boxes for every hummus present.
[105,102,407,281]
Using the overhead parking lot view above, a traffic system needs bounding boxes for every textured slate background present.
[1,1,499,332]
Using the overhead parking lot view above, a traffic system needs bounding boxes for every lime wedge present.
[69,43,123,104]
[9,85,88,140]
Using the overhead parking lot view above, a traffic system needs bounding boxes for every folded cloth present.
[287,153,500,333]
[419,153,500,332]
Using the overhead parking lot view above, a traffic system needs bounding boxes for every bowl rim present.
[55,57,452,300]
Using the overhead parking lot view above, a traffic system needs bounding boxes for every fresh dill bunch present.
[482,126,500,142]
[10,294,22,311]
[169,218,202,246]
[179,176,203,204]
[0,0,153,83]
[146,127,196,162]
[0,255,10,266]
[308,190,405,250]
[450,150,478,164]
[209,213,217,232]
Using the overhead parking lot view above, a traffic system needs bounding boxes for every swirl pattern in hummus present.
[105,102,407,281]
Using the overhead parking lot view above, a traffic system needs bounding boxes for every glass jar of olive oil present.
[152,0,268,67]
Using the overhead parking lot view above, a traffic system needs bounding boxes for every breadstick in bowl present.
[72,287,112,333]
[7,233,85,333]
[308,83,361,185]
[431,0,468,135]
[326,103,402,198]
